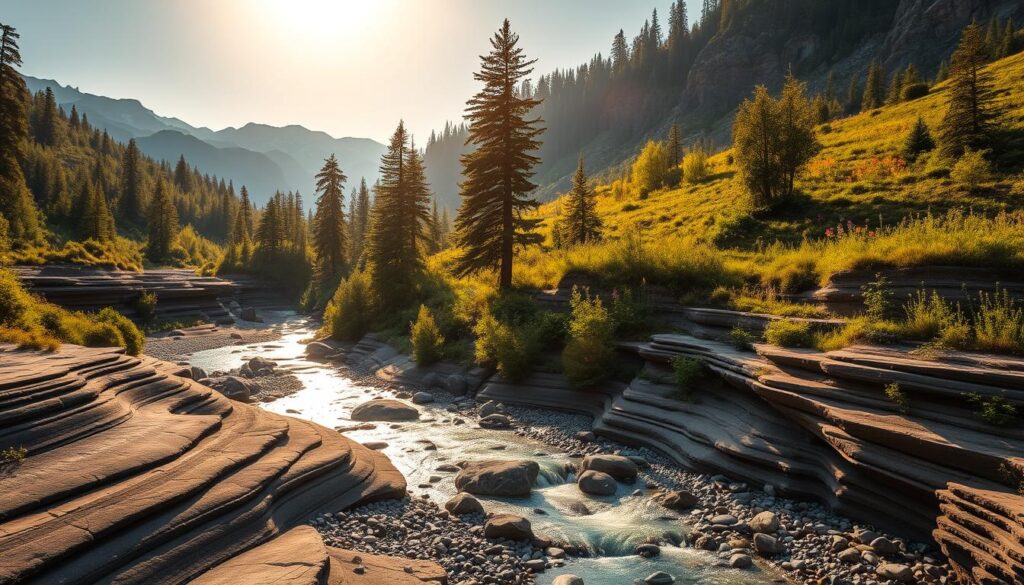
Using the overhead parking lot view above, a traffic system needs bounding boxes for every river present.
[186,311,775,585]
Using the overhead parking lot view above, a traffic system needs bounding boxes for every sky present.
[1,0,700,144]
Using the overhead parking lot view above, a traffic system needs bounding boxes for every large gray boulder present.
[350,399,420,422]
[479,400,506,418]
[479,413,512,429]
[304,341,335,358]
[749,511,779,534]
[202,376,254,403]
[579,454,638,483]
[577,470,616,496]
[446,374,469,396]
[454,459,539,496]
[483,514,533,541]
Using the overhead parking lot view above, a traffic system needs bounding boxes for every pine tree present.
[174,155,193,193]
[998,19,1014,59]
[561,155,602,246]
[238,186,254,240]
[666,123,683,167]
[69,104,80,129]
[404,141,432,255]
[939,22,996,160]
[845,76,861,114]
[349,178,371,264]
[81,181,115,241]
[824,71,836,103]
[886,69,904,104]
[862,60,885,110]
[120,138,144,221]
[34,86,61,146]
[0,23,41,243]
[312,153,347,279]
[935,60,949,83]
[902,116,935,161]
[611,29,629,74]
[454,20,544,290]
[256,193,285,253]
[147,180,179,262]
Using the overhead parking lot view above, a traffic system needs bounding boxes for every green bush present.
[562,287,615,388]
[324,270,375,341]
[410,305,444,366]
[901,289,967,342]
[950,149,991,191]
[764,319,815,348]
[729,327,757,351]
[135,291,158,323]
[474,311,534,382]
[972,288,1024,354]
[609,287,648,337]
[884,382,910,414]
[966,392,1018,426]
[0,445,27,465]
[94,307,144,355]
[682,148,710,184]
[901,82,929,101]
[82,322,126,349]
[862,273,896,321]
[671,356,704,400]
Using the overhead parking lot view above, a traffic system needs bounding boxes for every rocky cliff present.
[0,343,419,584]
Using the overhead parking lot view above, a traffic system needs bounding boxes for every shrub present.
[0,445,27,465]
[533,311,568,347]
[884,382,910,414]
[901,82,929,101]
[671,356,704,400]
[764,319,815,348]
[729,327,757,351]
[682,148,710,184]
[474,311,533,382]
[950,149,991,190]
[609,288,648,337]
[0,269,35,328]
[82,322,126,349]
[324,270,374,341]
[0,327,60,351]
[410,305,444,366]
[971,288,1024,354]
[862,273,896,321]
[901,290,966,342]
[562,287,615,388]
[709,286,733,306]
[94,307,144,355]
[135,291,158,323]
[816,317,902,351]
[966,393,1018,426]
[768,260,818,294]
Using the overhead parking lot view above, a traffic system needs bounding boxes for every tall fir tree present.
[147,180,179,262]
[312,154,347,279]
[0,23,41,243]
[34,86,61,146]
[561,155,602,246]
[351,178,371,264]
[454,20,545,289]
[173,155,193,193]
[81,181,115,242]
[666,124,683,167]
[862,60,885,110]
[238,186,254,240]
[845,75,861,114]
[404,141,432,255]
[939,22,996,160]
[611,30,629,74]
[119,138,144,221]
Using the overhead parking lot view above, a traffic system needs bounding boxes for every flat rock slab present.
[454,459,539,497]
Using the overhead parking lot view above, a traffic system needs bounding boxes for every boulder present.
[248,356,277,373]
[838,547,862,563]
[658,490,698,510]
[445,492,485,516]
[753,533,784,556]
[575,431,596,443]
[579,454,637,483]
[239,307,261,322]
[729,553,753,569]
[869,536,898,555]
[412,391,435,404]
[635,544,661,558]
[644,572,675,585]
[483,514,533,541]
[203,376,254,402]
[577,470,616,496]
[566,501,593,516]
[190,365,208,380]
[748,511,779,534]
[446,374,469,396]
[876,563,913,582]
[478,413,511,429]
[350,399,420,422]
[304,341,335,358]
[552,575,584,585]
[454,460,539,496]
[479,400,506,418]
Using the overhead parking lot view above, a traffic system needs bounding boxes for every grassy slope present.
[535,51,1024,249]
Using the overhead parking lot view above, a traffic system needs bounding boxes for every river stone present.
[203,376,253,402]
[658,490,698,510]
[351,399,420,422]
[412,391,435,404]
[566,501,593,516]
[190,366,208,380]
[479,400,506,418]
[577,470,616,496]
[635,543,661,558]
[239,307,261,322]
[446,374,469,396]
[753,533,784,556]
[575,431,596,442]
[730,553,753,569]
[454,459,539,496]
[877,563,913,582]
[869,536,898,555]
[483,514,533,541]
[248,356,277,373]
[445,492,485,516]
[479,413,512,429]
[838,547,862,563]
[551,575,584,585]
[304,341,334,358]
[579,454,637,482]
[363,441,388,450]
[710,514,738,526]
[644,571,675,585]
[749,511,779,533]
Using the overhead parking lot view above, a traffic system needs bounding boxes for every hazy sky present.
[1,0,699,144]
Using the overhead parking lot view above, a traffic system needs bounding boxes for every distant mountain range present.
[23,75,385,205]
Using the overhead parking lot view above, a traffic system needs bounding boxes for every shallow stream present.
[187,311,773,585]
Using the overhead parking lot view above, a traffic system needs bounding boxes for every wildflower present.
[825,227,835,237]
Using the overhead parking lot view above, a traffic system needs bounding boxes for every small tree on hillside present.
[862,60,885,110]
[631,140,669,196]
[312,154,347,280]
[902,117,935,161]
[939,22,996,160]
[561,155,602,246]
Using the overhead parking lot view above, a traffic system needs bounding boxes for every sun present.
[258,0,382,47]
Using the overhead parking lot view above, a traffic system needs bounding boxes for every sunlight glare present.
[259,0,380,48]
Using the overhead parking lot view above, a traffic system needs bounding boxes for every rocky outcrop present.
[934,483,1024,585]
[351,399,420,422]
[341,334,487,396]
[0,343,405,584]
[454,460,539,497]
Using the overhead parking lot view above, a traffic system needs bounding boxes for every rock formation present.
[0,343,417,584]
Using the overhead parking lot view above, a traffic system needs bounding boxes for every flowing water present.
[187,311,774,585]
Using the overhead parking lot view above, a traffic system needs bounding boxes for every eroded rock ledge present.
[0,343,417,585]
